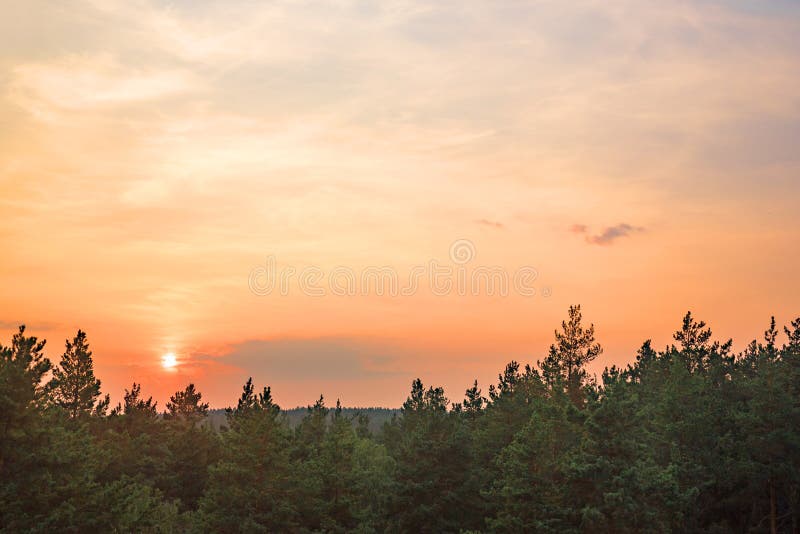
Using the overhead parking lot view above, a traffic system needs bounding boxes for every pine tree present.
[463,379,486,417]
[0,326,52,526]
[386,379,474,532]
[163,384,218,511]
[197,378,296,531]
[164,383,209,423]
[121,382,158,418]
[570,363,691,533]
[540,305,603,407]
[475,362,547,526]
[489,390,583,533]
[735,317,800,532]
[49,330,109,418]
[0,327,158,531]
[291,394,331,530]
[350,434,395,531]
[671,311,734,375]
[0,325,50,415]
[321,400,358,530]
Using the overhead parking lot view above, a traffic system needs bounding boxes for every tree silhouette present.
[49,330,109,418]
[540,305,603,406]
[165,383,209,423]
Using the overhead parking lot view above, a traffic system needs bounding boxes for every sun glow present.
[161,352,178,370]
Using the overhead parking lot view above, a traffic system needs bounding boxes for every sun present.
[161,352,178,370]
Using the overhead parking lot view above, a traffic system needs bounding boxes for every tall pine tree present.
[48,330,109,418]
[540,305,603,407]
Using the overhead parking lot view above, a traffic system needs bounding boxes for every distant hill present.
[206,407,399,434]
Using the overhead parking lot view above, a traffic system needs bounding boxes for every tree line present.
[1,305,799,532]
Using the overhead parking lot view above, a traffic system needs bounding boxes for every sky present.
[1,0,799,408]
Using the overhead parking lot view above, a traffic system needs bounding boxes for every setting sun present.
[161,352,177,370]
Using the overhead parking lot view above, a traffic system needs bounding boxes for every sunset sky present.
[2,0,799,408]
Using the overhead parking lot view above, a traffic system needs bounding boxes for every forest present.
[1,305,799,533]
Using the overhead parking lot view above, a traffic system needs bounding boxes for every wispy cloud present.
[569,224,588,234]
[475,218,505,229]
[571,223,644,246]
[0,320,59,331]
[9,55,196,114]
[205,337,409,381]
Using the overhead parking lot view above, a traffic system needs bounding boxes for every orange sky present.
[2,0,799,408]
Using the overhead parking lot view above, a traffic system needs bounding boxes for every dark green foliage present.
[2,308,800,532]
[195,378,296,532]
[165,383,209,423]
[163,384,219,512]
[0,328,178,532]
[489,391,584,533]
[0,325,50,432]
[384,379,477,532]
[290,397,395,532]
[206,406,399,433]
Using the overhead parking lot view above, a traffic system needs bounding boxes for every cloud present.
[9,55,196,114]
[203,337,410,382]
[569,224,588,234]
[475,218,504,229]
[0,320,59,331]
[571,223,644,246]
